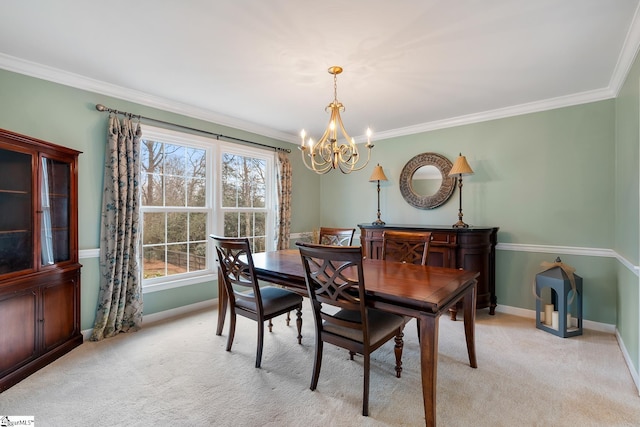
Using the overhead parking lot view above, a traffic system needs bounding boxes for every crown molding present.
[0,50,626,146]
[610,1,640,96]
[0,53,296,144]
[374,87,616,142]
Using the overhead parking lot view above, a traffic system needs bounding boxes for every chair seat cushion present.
[323,308,405,344]
[235,286,302,315]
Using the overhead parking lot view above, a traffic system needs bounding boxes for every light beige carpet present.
[1,300,639,426]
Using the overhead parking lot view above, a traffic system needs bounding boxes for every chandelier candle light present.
[300,66,373,174]
[448,153,474,228]
[369,164,388,225]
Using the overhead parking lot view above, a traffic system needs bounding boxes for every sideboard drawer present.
[430,231,456,246]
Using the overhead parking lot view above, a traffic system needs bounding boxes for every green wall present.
[494,252,616,322]
[0,68,320,331]
[615,48,640,375]
[0,64,637,378]
[320,101,619,324]
[321,103,615,247]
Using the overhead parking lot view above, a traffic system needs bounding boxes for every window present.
[140,126,275,291]
[220,152,268,253]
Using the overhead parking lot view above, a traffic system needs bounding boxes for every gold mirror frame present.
[399,152,456,209]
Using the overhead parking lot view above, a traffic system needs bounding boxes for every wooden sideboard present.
[358,224,499,319]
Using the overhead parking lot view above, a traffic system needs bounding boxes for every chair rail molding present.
[82,240,640,277]
[496,243,638,276]
[79,248,100,259]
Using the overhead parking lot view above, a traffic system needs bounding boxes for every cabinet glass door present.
[41,156,71,266]
[0,147,33,274]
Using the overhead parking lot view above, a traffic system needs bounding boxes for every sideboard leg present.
[490,296,497,315]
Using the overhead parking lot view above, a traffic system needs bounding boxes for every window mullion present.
[140,125,274,290]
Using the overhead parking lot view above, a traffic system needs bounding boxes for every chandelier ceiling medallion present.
[299,66,373,174]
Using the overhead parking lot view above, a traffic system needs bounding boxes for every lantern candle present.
[551,311,559,330]
[544,304,554,326]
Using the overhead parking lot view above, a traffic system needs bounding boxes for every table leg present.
[419,313,438,427]
[463,281,478,368]
[216,267,227,336]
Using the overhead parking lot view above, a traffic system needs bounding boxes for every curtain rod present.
[95,104,291,153]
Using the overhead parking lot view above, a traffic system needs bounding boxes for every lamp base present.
[452,220,469,228]
[372,219,386,226]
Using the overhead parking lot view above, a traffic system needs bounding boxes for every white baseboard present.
[494,304,616,334]
[85,300,616,337]
[81,298,219,340]
[616,328,640,396]
[85,300,616,336]
[143,299,218,324]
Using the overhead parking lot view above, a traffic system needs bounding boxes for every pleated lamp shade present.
[449,154,474,176]
[369,164,388,182]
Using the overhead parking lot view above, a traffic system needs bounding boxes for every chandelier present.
[299,66,373,174]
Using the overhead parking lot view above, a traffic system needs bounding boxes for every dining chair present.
[381,230,432,265]
[381,230,432,341]
[286,226,354,325]
[318,227,355,246]
[296,242,405,416]
[212,235,303,368]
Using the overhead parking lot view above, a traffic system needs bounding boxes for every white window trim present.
[214,143,275,252]
[143,272,217,294]
[140,125,276,292]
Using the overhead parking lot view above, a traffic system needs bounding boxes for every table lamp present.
[448,153,474,228]
[369,164,388,225]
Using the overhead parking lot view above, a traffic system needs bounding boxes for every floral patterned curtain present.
[276,151,292,250]
[91,114,143,341]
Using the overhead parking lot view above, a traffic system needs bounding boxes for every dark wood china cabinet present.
[0,129,82,392]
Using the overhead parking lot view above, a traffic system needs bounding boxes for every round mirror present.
[399,152,455,209]
[411,165,442,197]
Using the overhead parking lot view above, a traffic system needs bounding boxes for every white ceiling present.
[1,1,640,144]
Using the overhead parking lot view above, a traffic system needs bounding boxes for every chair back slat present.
[319,227,356,246]
[212,236,262,312]
[297,243,368,341]
[382,230,432,265]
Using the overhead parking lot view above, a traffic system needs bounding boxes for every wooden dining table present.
[215,249,479,426]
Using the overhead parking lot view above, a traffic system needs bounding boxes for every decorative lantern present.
[535,257,583,338]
